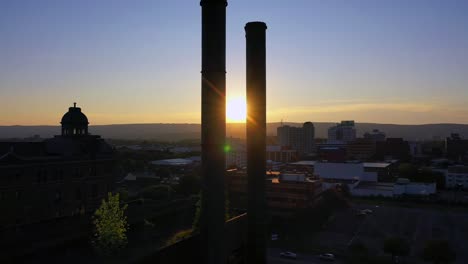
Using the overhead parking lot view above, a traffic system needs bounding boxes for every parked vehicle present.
[279,251,297,259]
[319,253,335,261]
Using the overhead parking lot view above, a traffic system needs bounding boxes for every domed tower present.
[60,103,89,136]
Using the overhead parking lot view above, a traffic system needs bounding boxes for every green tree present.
[117,187,129,202]
[92,192,128,256]
[176,170,201,196]
[383,236,410,262]
[422,240,456,264]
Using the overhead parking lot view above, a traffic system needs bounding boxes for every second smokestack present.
[245,21,267,264]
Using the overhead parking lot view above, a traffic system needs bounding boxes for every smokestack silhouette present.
[245,21,267,264]
[200,0,227,263]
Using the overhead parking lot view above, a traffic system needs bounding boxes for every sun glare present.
[226,97,247,123]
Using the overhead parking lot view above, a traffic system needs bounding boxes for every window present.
[55,191,62,202]
[43,169,48,183]
[92,184,98,198]
[58,169,64,181]
[75,189,81,200]
[15,190,22,200]
[52,170,58,182]
[36,171,41,183]
[73,168,80,178]
[15,171,21,181]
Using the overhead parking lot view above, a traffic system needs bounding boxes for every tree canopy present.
[422,239,456,264]
[92,192,128,256]
[383,236,410,260]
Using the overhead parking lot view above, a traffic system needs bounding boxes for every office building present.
[277,122,315,155]
[328,120,356,143]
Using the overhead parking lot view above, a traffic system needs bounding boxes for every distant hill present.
[1,122,468,141]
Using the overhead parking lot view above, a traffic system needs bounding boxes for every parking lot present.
[309,202,468,263]
[267,248,344,264]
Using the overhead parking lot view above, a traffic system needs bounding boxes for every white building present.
[315,162,378,182]
[315,162,435,197]
[225,138,246,169]
[351,179,436,197]
[446,165,468,189]
[393,178,436,196]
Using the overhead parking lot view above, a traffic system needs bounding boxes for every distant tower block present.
[245,21,267,264]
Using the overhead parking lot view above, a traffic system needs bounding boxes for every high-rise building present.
[303,122,315,154]
[328,120,356,143]
[446,133,468,162]
[277,122,315,155]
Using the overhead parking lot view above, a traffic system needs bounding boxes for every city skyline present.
[2,0,468,125]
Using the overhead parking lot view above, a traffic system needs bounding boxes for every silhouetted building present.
[277,122,315,155]
[409,141,424,158]
[226,170,322,218]
[446,133,468,162]
[266,145,298,163]
[346,138,376,161]
[0,104,114,229]
[328,120,356,143]
[375,138,410,161]
[316,142,347,162]
[363,129,386,142]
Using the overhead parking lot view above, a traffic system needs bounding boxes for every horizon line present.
[2,121,468,127]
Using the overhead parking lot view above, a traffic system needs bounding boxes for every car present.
[279,251,297,259]
[319,253,335,261]
[361,209,373,214]
[356,211,367,217]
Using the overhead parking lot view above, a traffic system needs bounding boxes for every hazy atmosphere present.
[2,0,468,125]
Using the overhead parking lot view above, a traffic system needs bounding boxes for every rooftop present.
[289,160,317,166]
[151,158,194,166]
[363,162,391,168]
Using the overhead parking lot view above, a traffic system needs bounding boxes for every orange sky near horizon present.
[2,1,468,126]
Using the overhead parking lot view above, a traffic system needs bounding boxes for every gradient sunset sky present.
[1,0,467,125]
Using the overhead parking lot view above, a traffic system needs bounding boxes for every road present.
[268,248,343,264]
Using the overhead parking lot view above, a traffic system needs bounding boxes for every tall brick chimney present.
[245,21,267,264]
[200,0,227,263]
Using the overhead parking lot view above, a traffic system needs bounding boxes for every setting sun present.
[226,97,247,123]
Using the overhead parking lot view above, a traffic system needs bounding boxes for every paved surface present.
[309,203,468,264]
[268,248,343,264]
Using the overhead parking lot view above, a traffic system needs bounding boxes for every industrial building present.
[226,169,322,218]
[314,162,435,197]
[445,165,468,189]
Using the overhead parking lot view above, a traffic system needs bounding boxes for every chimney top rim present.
[245,21,267,30]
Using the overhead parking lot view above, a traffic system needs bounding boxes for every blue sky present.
[1,0,467,125]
